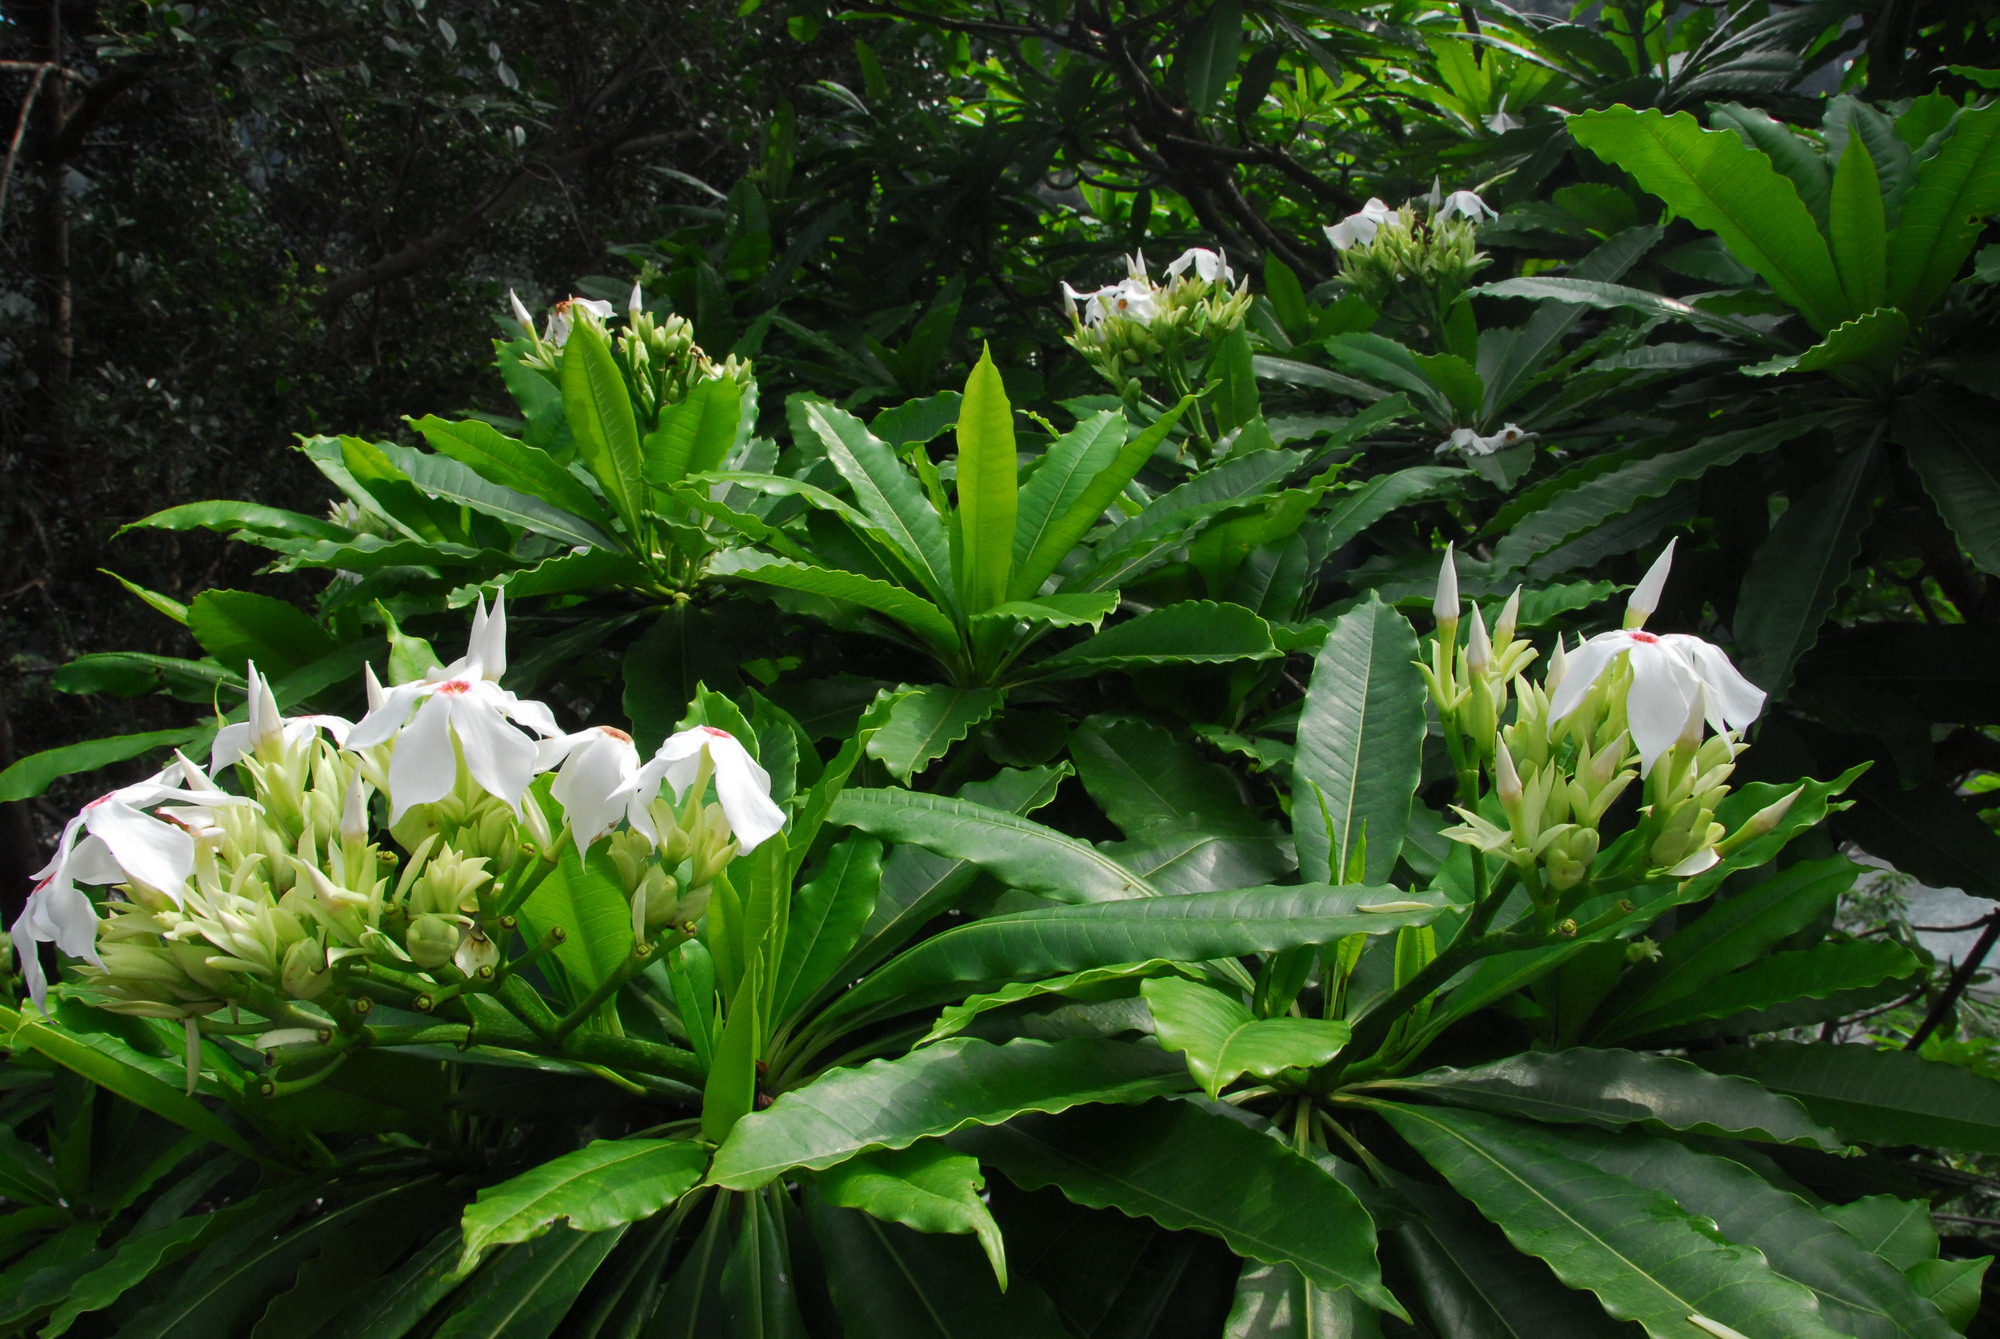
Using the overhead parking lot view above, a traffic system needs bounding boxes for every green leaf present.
[1711,102,1831,222]
[1693,1042,2000,1154]
[433,1226,624,1339]
[560,320,645,532]
[718,1186,808,1339]
[1482,226,1662,418]
[1909,1258,1989,1333]
[1366,1048,1841,1149]
[956,348,1018,612]
[703,948,763,1144]
[866,686,1004,781]
[815,1143,1007,1287]
[318,1228,463,1339]
[517,844,636,1006]
[830,786,1161,906]
[1293,596,1424,885]
[1374,1102,1850,1339]
[412,415,615,541]
[644,375,745,488]
[187,590,335,679]
[708,550,961,655]
[1618,941,1918,1041]
[457,1138,707,1274]
[872,390,963,447]
[1141,977,1349,1098]
[1309,466,1463,554]
[1568,107,1850,331]
[1824,1196,1939,1272]
[957,1100,1399,1314]
[817,884,1444,1034]
[40,1216,213,1338]
[1468,277,1772,344]
[1887,103,2000,316]
[1551,1122,1958,1339]
[921,960,1185,1045]
[0,728,206,803]
[773,836,881,1026]
[968,591,1120,631]
[1733,445,1878,696]
[1829,136,1888,314]
[800,399,956,610]
[100,570,189,625]
[1903,402,2000,577]
[807,1194,1069,1337]
[708,1037,1186,1189]
[124,499,347,542]
[1179,0,1243,111]
[1034,600,1278,676]
[1741,308,1908,377]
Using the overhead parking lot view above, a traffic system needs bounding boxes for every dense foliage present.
[10,0,2000,1335]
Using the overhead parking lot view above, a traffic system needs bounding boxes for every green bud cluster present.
[1337,207,1489,340]
[1064,266,1253,392]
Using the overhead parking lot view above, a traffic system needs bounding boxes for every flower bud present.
[406,914,460,970]
[1434,545,1461,640]
[508,289,537,338]
[1720,785,1804,854]
[1495,739,1524,814]
[340,774,369,847]
[1625,538,1676,629]
[1494,586,1521,648]
[1543,826,1599,892]
[281,937,333,1000]
[1466,606,1492,676]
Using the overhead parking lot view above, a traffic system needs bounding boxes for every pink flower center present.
[437,679,473,695]
[600,727,633,743]
[701,726,732,739]
[1630,631,1660,644]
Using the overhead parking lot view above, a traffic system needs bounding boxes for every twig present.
[1907,911,2000,1050]
[0,61,52,225]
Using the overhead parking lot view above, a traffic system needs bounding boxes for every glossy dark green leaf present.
[866,686,1003,781]
[708,550,960,654]
[1034,600,1278,675]
[1733,443,1878,697]
[1179,0,1243,112]
[1887,103,2000,316]
[719,1189,808,1339]
[644,374,744,488]
[815,1142,1006,1287]
[1224,1259,1384,1339]
[414,414,612,534]
[957,1100,1398,1313]
[457,1139,708,1273]
[1292,595,1422,885]
[1141,977,1348,1099]
[382,431,614,549]
[773,836,881,1025]
[799,398,955,609]
[432,1226,625,1339]
[1692,1042,2000,1154]
[1903,401,2000,577]
[1366,1048,1839,1149]
[187,589,336,679]
[707,1037,1186,1189]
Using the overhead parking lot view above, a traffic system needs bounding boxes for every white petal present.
[508,289,536,334]
[472,590,508,680]
[449,690,540,811]
[551,731,642,844]
[1666,634,1766,731]
[704,731,786,851]
[1626,642,1695,772]
[10,915,50,1013]
[387,691,457,820]
[627,281,644,314]
[365,662,388,713]
[84,800,194,893]
[210,722,254,771]
[1628,538,1677,623]
[63,834,127,886]
[348,682,428,748]
[37,882,103,962]
[1434,545,1460,623]
[647,730,710,798]
[246,662,282,753]
[501,691,561,739]
[1548,632,1628,722]
[1664,847,1720,878]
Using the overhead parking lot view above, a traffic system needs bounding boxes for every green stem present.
[497,974,563,1040]
[1332,931,1544,1079]
[550,944,657,1044]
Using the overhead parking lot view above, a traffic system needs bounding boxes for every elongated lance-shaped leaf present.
[412,415,616,541]
[708,1037,1187,1189]
[1693,1042,2000,1154]
[559,320,645,533]
[1482,226,1661,418]
[956,1101,1401,1315]
[720,1186,809,1339]
[1033,600,1279,677]
[1293,596,1423,885]
[773,836,881,1027]
[1565,1126,1959,1339]
[516,844,635,1007]
[708,550,961,658]
[1887,102,2000,317]
[703,947,763,1145]
[1829,135,1888,314]
[865,685,1003,781]
[816,884,1444,1035]
[1374,1102,1851,1339]
[799,399,957,611]
[815,1143,1007,1288]
[1073,449,1302,592]
[434,1226,625,1339]
[1568,107,1850,331]
[955,347,1017,613]
[1740,308,1908,378]
[1467,277,1775,344]
[831,786,1161,905]
[1012,398,1193,600]
[1900,391,2000,577]
[1615,940,1917,1042]
[456,1139,708,1274]
[1363,1048,1840,1149]
[643,374,743,489]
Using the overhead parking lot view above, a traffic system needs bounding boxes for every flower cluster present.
[8,595,783,1024]
[1060,246,1253,385]
[1428,541,1780,911]
[509,285,753,420]
[1325,186,1495,341]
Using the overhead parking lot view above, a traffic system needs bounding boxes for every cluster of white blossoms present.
[7,593,783,1019]
[1060,246,1254,380]
[1430,540,1782,900]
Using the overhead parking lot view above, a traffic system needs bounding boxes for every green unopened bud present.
[673,883,713,928]
[634,870,684,935]
[1543,826,1599,892]
[281,937,333,1001]
[408,849,492,918]
[1719,785,1804,855]
[406,914,460,970]
[1466,605,1492,677]
[1494,586,1521,648]
[1434,544,1461,641]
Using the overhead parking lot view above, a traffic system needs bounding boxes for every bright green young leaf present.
[865,685,1004,781]
[1887,102,2000,316]
[1829,135,1888,314]
[1568,107,1850,330]
[707,1037,1187,1189]
[187,590,336,679]
[800,399,956,610]
[100,570,189,626]
[956,347,1018,613]
[773,836,882,1026]
[921,960,1186,1045]
[1293,596,1424,885]
[703,948,764,1145]
[1376,1102,1850,1339]
[0,728,208,803]
[456,1138,708,1274]
[124,499,347,542]
[957,1100,1400,1314]
[1365,1048,1841,1149]
[1141,976,1350,1098]
[814,1142,1007,1288]
[516,844,636,1006]
[412,414,613,535]
[967,591,1120,630]
[559,321,646,532]
[644,374,744,488]
[1909,1258,1989,1333]
[707,550,961,655]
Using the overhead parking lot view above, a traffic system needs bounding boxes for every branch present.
[314,129,698,313]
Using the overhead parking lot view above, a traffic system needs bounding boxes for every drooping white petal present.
[547,728,642,845]
[1547,633,1627,722]
[500,691,561,739]
[446,685,540,812]
[702,730,785,852]
[1664,634,1765,732]
[348,681,429,749]
[1438,189,1497,222]
[1625,640,1695,771]
[387,691,458,820]
[83,799,195,894]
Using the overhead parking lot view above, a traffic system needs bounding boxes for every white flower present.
[543,296,615,348]
[536,725,645,847]
[1437,189,1498,223]
[210,661,351,771]
[1484,108,1521,135]
[10,762,252,1010]
[1549,628,1764,774]
[347,593,562,821]
[1166,246,1234,287]
[1063,277,1161,327]
[1438,423,1532,457]
[1325,198,1395,251]
[626,726,785,853]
